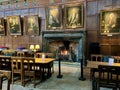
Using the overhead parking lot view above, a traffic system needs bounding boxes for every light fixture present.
[35,44,40,50]
[33,0,37,6]
[24,0,28,6]
[30,44,40,52]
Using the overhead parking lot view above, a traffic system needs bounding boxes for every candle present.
[42,54,45,60]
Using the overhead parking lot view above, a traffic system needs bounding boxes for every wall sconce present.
[30,44,40,52]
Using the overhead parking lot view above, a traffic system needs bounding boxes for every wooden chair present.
[26,52,34,57]
[0,56,11,70]
[91,54,103,62]
[11,57,23,85]
[35,53,43,58]
[90,68,100,90]
[22,57,40,88]
[90,68,99,80]
[0,70,11,90]
[96,65,119,90]
[17,51,25,57]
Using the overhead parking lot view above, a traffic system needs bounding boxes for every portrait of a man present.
[65,4,84,29]
[100,10,120,34]
[25,15,39,35]
[7,16,21,35]
[46,5,62,30]
[0,18,5,35]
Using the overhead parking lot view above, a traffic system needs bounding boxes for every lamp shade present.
[30,45,34,50]
[35,45,40,50]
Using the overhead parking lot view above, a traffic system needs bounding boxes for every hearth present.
[42,30,86,62]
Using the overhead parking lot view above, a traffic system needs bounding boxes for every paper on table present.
[109,58,114,65]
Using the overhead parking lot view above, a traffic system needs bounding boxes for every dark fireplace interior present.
[63,40,70,50]
[50,40,77,62]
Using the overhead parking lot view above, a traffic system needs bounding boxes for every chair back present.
[22,57,35,72]
[98,65,120,84]
[22,57,36,87]
[35,53,43,58]
[11,57,23,72]
[91,54,103,61]
[11,57,23,85]
[0,56,11,70]
[17,51,25,57]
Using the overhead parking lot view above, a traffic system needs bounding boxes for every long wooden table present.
[0,56,55,81]
[35,58,54,63]
[87,61,120,68]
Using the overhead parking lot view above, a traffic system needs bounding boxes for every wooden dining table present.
[87,61,120,68]
[35,58,54,63]
[34,57,55,79]
[87,60,120,81]
[0,55,55,81]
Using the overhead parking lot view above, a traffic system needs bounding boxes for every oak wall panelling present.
[0,0,120,59]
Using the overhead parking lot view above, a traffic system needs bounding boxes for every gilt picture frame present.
[0,17,5,35]
[46,5,62,30]
[64,4,84,29]
[6,15,22,35]
[100,9,120,35]
[24,15,40,35]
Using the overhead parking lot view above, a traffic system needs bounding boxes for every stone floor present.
[2,61,112,90]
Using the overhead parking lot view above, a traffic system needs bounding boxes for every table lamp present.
[30,44,40,52]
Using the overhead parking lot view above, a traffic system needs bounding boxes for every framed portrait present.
[24,15,40,35]
[100,9,120,35]
[64,4,84,29]
[6,15,22,35]
[0,17,5,35]
[46,5,62,30]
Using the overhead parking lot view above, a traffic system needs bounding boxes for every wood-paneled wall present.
[0,0,120,59]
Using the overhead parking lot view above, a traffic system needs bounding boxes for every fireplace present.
[42,30,86,62]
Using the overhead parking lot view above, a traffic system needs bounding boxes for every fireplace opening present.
[59,40,76,62]
[63,40,70,50]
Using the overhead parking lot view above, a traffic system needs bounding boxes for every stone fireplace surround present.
[42,30,86,62]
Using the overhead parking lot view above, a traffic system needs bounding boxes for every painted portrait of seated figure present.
[100,10,120,35]
[0,18,5,35]
[65,4,84,29]
[48,8,60,27]
[104,13,118,32]
[67,7,80,27]
[46,5,62,30]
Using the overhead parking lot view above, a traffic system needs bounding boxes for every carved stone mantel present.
[42,30,86,63]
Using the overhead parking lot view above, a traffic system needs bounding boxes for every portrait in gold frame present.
[0,17,5,35]
[6,15,22,35]
[100,9,120,35]
[24,15,40,35]
[64,4,84,29]
[46,5,62,30]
